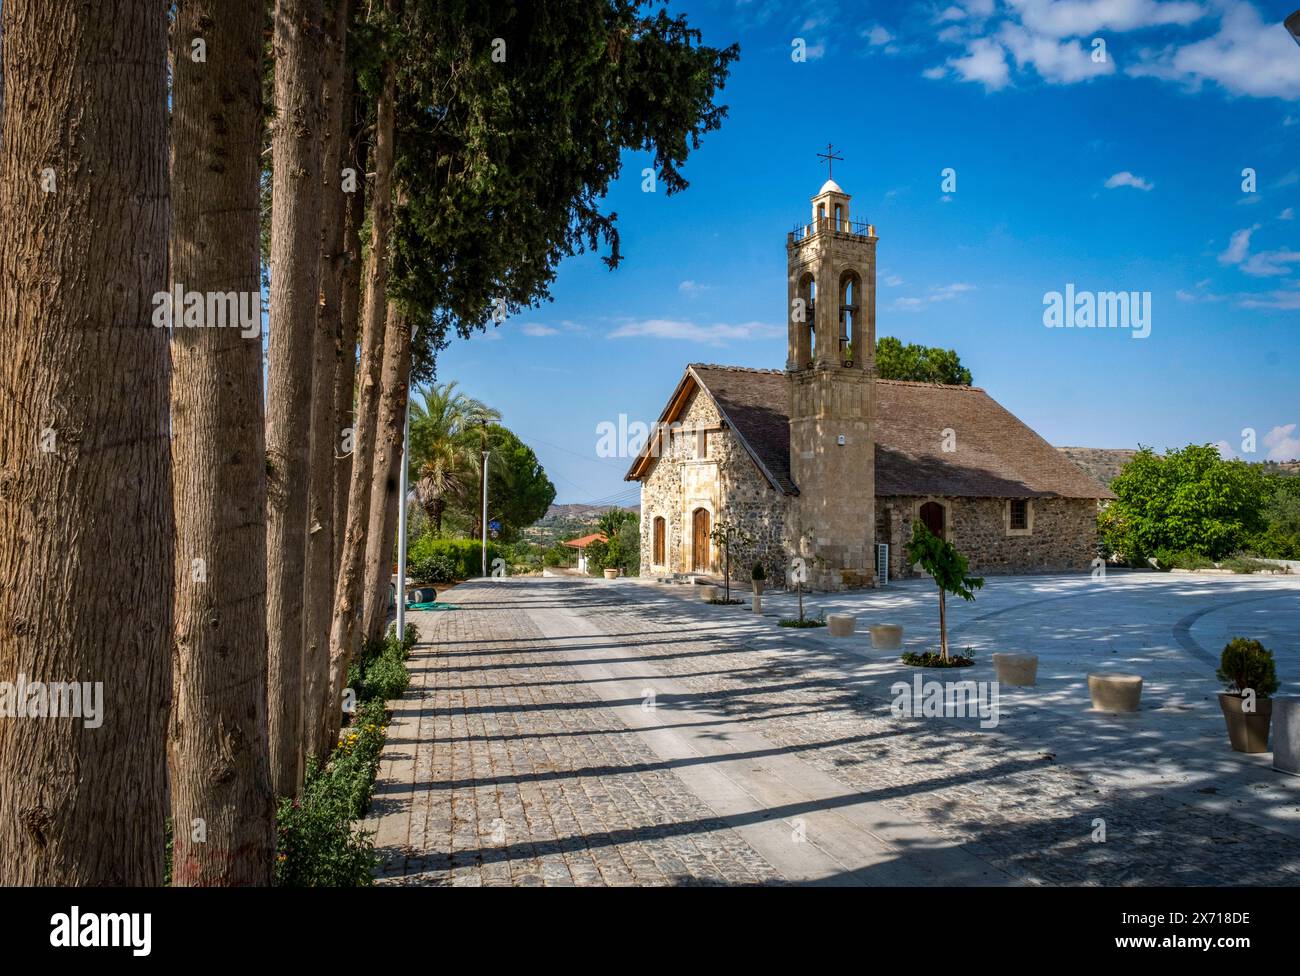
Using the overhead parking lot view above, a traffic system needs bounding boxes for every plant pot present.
[1218,693,1272,754]
[603,568,619,580]
[752,593,763,614]
[992,653,1038,687]
[752,579,765,595]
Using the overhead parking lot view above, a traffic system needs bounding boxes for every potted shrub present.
[751,561,766,595]
[1216,638,1279,753]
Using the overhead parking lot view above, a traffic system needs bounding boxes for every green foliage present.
[1220,556,1275,574]
[348,625,416,704]
[597,508,638,538]
[1216,638,1280,698]
[542,541,571,567]
[779,616,826,628]
[1102,445,1271,561]
[751,561,766,581]
[586,516,640,576]
[905,522,984,601]
[274,700,388,887]
[905,522,983,661]
[480,425,557,541]
[386,1,738,384]
[901,649,975,668]
[1249,476,1300,559]
[408,382,500,534]
[875,337,972,385]
[407,535,500,582]
[1151,548,1214,571]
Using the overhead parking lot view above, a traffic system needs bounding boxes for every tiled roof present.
[629,364,1114,500]
[561,533,608,548]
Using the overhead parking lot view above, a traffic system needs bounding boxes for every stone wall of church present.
[638,386,789,585]
[875,495,1100,581]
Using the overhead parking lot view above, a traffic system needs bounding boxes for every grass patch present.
[779,616,826,628]
[901,649,975,668]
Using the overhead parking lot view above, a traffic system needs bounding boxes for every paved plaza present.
[367,571,1300,885]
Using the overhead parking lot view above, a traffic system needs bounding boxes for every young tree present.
[709,519,751,602]
[0,0,172,884]
[905,522,983,661]
[167,0,276,886]
[266,0,326,796]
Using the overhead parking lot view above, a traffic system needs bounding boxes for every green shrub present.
[348,624,416,704]
[1216,638,1279,698]
[779,616,825,628]
[901,649,975,668]
[751,561,766,581]
[274,699,388,887]
[1220,556,1275,574]
[1152,548,1214,571]
[406,535,499,582]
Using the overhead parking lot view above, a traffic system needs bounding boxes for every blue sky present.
[433,0,1300,505]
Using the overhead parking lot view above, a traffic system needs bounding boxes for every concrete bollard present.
[826,614,856,637]
[1087,672,1143,713]
[869,624,903,649]
[992,653,1039,687]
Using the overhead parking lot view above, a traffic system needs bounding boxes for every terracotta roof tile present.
[677,364,1115,500]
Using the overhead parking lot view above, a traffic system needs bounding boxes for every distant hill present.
[1056,447,1139,488]
[540,502,639,522]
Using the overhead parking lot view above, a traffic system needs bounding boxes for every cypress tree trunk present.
[266,0,325,797]
[361,298,413,646]
[168,0,275,886]
[302,0,351,768]
[325,40,394,754]
[0,0,172,885]
[332,72,367,587]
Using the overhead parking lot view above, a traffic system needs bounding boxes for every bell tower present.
[785,174,878,590]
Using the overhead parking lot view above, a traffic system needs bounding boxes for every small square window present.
[1009,499,1028,531]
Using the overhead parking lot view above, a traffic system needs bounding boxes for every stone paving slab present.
[368,573,1300,886]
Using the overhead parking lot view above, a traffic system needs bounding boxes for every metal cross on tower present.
[817,143,843,180]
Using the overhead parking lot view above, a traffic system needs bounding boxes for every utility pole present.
[396,397,410,633]
[480,420,489,577]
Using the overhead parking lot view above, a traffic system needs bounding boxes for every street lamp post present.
[396,398,410,634]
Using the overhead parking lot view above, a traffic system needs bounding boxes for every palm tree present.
[408,382,500,534]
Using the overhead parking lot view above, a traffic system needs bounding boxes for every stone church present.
[625,178,1114,590]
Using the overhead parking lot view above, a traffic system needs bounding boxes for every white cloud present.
[864,25,895,47]
[1238,286,1300,308]
[1000,23,1115,83]
[1007,0,1205,38]
[892,283,976,310]
[1241,249,1300,277]
[607,318,782,346]
[1281,208,1295,221]
[1104,170,1154,191]
[521,323,559,337]
[678,280,710,297]
[1286,115,1299,127]
[937,5,968,22]
[948,38,1012,90]
[1218,224,1259,265]
[1127,2,1300,100]
[884,274,905,286]
[1263,423,1300,461]
[922,64,949,80]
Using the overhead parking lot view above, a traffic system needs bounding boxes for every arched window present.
[833,203,843,230]
[839,270,860,364]
[919,501,946,538]
[653,517,665,565]
[796,272,817,365]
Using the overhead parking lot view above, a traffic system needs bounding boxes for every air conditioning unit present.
[875,543,889,585]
